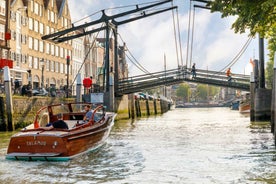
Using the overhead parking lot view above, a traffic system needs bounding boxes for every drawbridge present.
[116,67,250,96]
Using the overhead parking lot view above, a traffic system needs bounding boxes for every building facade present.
[2,0,127,97]
[9,0,73,91]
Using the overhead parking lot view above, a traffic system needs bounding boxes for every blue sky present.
[68,0,266,76]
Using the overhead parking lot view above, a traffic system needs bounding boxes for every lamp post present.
[66,56,70,98]
[40,59,44,89]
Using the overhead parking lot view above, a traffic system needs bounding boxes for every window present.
[46,26,49,34]
[55,62,59,72]
[21,16,27,26]
[46,43,50,54]
[47,10,50,21]
[39,4,42,17]
[29,18,33,30]
[28,55,33,68]
[64,18,68,27]
[11,30,16,40]
[46,60,50,71]
[51,44,54,55]
[39,41,44,52]
[34,39,38,51]
[21,35,27,44]
[0,1,5,16]
[11,11,16,21]
[30,0,34,12]
[60,63,63,73]
[55,46,59,57]
[28,37,33,49]
[0,24,4,40]
[60,47,63,58]
[22,54,27,63]
[39,23,44,34]
[34,20,38,32]
[34,57,38,69]
[51,11,54,23]
[34,2,39,15]
[51,61,55,72]
[16,53,21,64]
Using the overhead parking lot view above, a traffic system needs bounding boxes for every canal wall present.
[0,96,74,130]
[0,95,171,131]
[115,94,171,119]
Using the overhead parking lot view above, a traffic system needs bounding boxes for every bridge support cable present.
[218,36,253,73]
[189,5,196,68]
[170,1,181,67]
[117,33,151,75]
[176,8,184,66]
[186,0,192,67]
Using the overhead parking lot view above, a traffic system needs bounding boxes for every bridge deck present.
[116,67,250,96]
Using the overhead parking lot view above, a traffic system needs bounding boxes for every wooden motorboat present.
[239,93,250,114]
[6,102,116,161]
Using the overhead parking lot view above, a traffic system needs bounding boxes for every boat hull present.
[6,113,116,161]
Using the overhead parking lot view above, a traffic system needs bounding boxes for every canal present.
[0,107,276,183]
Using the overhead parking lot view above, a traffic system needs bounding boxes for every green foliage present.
[176,83,190,102]
[266,58,274,89]
[197,84,208,100]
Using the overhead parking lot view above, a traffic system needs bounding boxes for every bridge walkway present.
[116,67,250,96]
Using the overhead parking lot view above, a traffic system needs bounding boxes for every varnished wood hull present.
[239,102,250,114]
[6,113,116,161]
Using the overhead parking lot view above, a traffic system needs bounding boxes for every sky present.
[67,0,267,77]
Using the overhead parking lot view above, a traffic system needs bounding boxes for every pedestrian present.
[226,67,232,81]
[191,63,196,78]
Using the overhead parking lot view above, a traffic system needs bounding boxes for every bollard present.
[130,94,135,119]
[153,99,157,115]
[76,73,82,103]
[250,72,255,122]
[4,66,14,131]
[146,99,150,116]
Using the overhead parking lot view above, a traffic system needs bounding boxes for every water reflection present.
[0,108,276,183]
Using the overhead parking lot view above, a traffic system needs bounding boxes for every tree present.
[197,84,208,101]
[266,59,274,89]
[176,83,190,102]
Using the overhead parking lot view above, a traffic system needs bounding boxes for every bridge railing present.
[116,67,250,95]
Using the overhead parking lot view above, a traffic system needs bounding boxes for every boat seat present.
[39,113,49,127]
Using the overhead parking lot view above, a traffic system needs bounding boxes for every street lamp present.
[40,59,44,89]
[66,56,70,98]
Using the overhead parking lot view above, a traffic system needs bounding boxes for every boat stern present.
[6,132,69,161]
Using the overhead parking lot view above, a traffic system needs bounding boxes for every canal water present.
[0,107,276,184]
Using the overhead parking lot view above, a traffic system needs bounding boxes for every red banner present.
[0,59,13,68]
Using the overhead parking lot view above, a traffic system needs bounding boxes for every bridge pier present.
[250,60,272,122]
[254,88,271,121]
